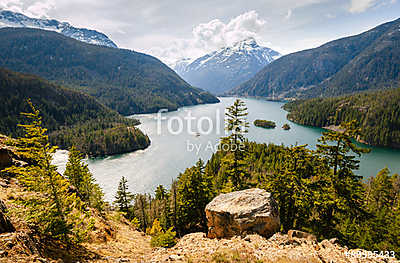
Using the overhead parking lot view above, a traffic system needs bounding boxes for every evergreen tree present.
[316,120,371,240]
[114,176,134,219]
[221,99,250,189]
[4,100,92,243]
[64,146,105,211]
[176,159,213,234]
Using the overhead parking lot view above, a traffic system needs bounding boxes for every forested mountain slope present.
[0,28,219,115]
[284,88,400,148]
[231,18,400,99]
[0,68,150,156]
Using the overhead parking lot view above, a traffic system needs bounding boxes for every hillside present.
[231,18,400,99]
[176,38,280,95]
[0,68,150,156]
[0,28,219,115]
[284,88,400,148]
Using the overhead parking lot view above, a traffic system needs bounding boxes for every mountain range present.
[0,9,117,48]
[174,38,280,95]
[230,18,400,99]
[0,27,219,115]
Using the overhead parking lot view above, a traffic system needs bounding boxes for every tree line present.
[284,87,400,148]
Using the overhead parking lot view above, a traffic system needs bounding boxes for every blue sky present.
[0,0,399,64]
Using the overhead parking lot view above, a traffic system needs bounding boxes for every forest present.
[284,88,400,148]
[0,68,150,156]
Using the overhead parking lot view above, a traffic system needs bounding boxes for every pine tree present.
[221,99,250,189]
[114,176,134,219]
[176,159,213,234]
[64,146,105,211]
[4,100,92,243]
[316,120,371,240]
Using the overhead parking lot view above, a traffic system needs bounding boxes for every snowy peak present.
[0,10,117,48]
[173,38,280,94]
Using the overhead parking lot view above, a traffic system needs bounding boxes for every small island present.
[254,119,276,129]
[282,124,291,130]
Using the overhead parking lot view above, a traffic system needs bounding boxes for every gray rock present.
[205,188,280,239]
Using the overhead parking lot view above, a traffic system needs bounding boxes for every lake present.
[53,97,400,201]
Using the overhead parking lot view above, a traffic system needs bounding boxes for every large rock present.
[205,188,280,239]
[0,199,15,233]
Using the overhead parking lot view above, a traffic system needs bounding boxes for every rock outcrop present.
[205,188,280,239]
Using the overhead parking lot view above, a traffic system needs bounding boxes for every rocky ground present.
[150,232,398,263]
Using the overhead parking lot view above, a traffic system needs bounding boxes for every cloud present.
[149,10,267,65]
[0,0,55,17]
[347,0,396,13]
[348,0,377,13]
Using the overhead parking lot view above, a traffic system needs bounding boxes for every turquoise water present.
[54,97,400,201]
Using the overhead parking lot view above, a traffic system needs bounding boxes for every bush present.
[150,228,177,248]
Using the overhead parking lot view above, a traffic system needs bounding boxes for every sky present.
[0,0,399,65]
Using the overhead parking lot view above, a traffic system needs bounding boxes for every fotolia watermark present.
[155,108,248,155]
[156,108,227,136]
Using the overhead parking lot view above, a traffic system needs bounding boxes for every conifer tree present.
[316,120,371,239]
[64,146,105,211]
[114,176,134,219]
[176,159,213,234]
[221,99,250,189]
[5,100,92,243]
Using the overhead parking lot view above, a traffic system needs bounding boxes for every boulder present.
[205,188,280,239]
[0,199,15,233]
[0,148,13,171]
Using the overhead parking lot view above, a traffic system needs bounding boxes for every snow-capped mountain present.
[0,10,117,48]
[174,37,280,94]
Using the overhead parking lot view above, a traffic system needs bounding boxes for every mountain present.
[231,18,400,99]
[0,67,150,156]
[0,27,219,115]
[0,10,117,48]
[283,87,400,148]
[175,38,280,95]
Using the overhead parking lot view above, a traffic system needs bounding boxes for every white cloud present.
[0,0,55,17]
[148,10,267,65]
[347,0,397,13]
[348,0,377,13]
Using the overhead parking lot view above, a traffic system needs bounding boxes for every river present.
[53,97,400,201]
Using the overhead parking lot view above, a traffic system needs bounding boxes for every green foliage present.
[254,119,276,129]
[0,28,219,116]
[149,219,177,248]
[0,67,150,157]
[64,146,105,211]
[176,159,213,234]
[150,228,177,248]
[221,99,250,190]
[284,87,400,148]
[114,176,135,220]
[3,100,92,243]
